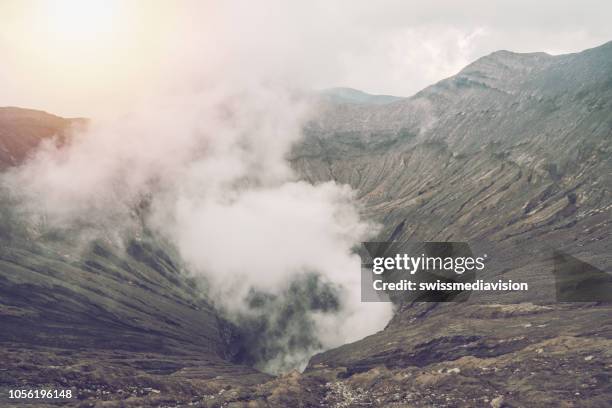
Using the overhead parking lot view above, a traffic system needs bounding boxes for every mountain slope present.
[0,107,87,169]
[292,42,612,407]
[295,41,611,252]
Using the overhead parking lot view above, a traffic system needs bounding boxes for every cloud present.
[1,10,393,370]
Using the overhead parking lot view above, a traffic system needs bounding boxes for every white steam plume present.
[1,1,393,373]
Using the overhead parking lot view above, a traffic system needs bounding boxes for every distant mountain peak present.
[319,87,403,105]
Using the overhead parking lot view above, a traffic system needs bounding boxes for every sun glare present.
[0,0,180,116]
[45,0,118,41]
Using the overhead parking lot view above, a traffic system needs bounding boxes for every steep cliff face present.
[295,42,611,257]
[292,42,612,407]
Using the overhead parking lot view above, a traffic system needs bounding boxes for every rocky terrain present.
[0,41,611,407]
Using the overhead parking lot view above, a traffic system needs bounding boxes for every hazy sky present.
[0,0,611,117]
